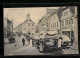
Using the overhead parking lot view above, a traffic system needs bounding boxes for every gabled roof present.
[69,6,75,15]
[24,18,36,24]
[47,9,58,15]
[57,6,75,21]
[57,7,63,20]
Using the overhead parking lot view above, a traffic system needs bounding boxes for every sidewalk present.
[70,43,79,51]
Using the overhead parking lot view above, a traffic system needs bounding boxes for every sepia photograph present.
[3,6,79,56]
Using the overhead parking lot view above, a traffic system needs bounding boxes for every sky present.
[4,7,59,28]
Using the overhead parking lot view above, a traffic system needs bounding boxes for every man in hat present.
[22,38,25,46]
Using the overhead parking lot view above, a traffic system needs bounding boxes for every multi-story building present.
[60,6,78,43]
[49,10,60,34]
[22,13,36,35]
[13,13,36,36]
[37,8,58,34]
[4,17,13,38]
[13,24,22,35]
[38,16,47,33]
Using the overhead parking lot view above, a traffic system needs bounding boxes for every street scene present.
[4,6,79,56]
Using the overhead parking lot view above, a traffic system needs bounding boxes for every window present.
[61,21,64,26]
[53,23,54,27]
[55,23,56,27]
[69,19,71,24]
[71,19,73,24]
[51,24,52,28]
[66,20,68,25]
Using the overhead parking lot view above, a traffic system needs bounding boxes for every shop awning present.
[47,31,58,35]
[53,34,71,42]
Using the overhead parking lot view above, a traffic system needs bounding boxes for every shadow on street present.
[41,49,63,55]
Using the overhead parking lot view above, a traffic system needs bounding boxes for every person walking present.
[22,38,25,46]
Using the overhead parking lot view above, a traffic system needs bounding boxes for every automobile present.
[8,37,16,43]
[53,34,71,49]
[38,34,71,52]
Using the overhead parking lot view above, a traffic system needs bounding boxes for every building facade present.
[38,16,47,33]
[49,12,60,34]
[13,13,36,36]
[22,13,36,35]
[37,8,58,34]
[60,6,78,43]
[4,17,13,38]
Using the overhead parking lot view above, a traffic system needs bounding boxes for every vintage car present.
[38,34,71,52]
[8,37,16,43]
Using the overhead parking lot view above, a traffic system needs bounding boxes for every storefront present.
[61,28,74,40]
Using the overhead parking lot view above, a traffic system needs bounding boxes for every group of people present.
[22,38,34,46]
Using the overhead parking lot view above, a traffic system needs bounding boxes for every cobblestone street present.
[4,35,79,56]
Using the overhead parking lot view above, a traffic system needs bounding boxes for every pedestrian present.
[22,38,25,46]
[58,37,62,48]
